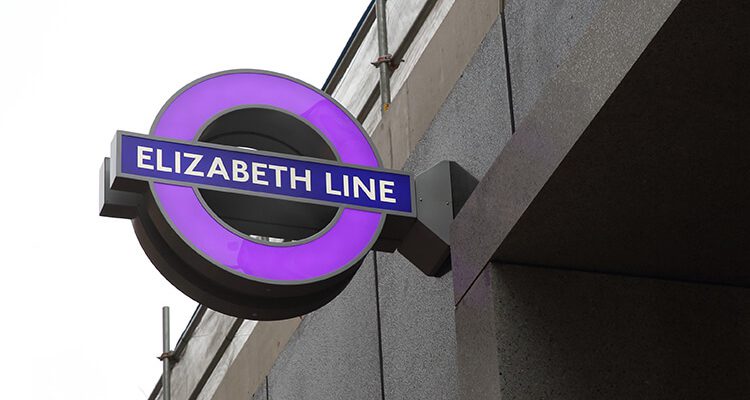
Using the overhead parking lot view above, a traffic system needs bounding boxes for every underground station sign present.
[101,70,470,320]
[100,70,414,320]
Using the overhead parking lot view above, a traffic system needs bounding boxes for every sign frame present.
[102,69,413,320]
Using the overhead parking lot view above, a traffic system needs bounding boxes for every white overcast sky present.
[0,1,371,398]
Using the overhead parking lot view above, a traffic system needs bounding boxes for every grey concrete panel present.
[454,266,502,400]
[504,0,603,124]
[266,253,382,400]
[376,251,459,400]
[456,263,750,399]
[376,17,513,400]
[404,16,512,180]
[250,378,266,400]
[450,0,681,302]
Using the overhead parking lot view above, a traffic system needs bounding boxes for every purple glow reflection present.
[151,71,382,281]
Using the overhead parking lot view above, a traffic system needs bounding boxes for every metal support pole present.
[375,0,391,112]
[161,306,171,400]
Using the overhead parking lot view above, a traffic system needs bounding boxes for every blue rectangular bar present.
[117,133,414,214]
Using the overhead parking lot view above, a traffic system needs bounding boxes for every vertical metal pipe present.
[162,306,171,400]
[375,0,391,112]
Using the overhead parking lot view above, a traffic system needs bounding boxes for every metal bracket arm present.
[374,161,478,276]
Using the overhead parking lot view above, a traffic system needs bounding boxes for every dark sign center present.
[196,106,338,241]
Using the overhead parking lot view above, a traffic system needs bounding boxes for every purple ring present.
[149,71,383,282]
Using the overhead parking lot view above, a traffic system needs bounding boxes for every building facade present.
[150,0,749,399]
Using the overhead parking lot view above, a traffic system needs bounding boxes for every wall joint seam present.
[500,11,516,133]
[373,252,387,400]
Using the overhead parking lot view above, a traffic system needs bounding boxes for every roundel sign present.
[100,70,415,320]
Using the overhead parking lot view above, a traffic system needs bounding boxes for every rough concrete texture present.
[376,252,459,400]
[481,0,750,286]
[504,0,604,124]
[454,266,502,400]
[402,0,501,162]
[450,0,681,302]
[266,253,382,400]
[250,378,266,400]
[457,263,750,400]
[375,15,513,400]
[453,0,750,301]
[403,15,512,180]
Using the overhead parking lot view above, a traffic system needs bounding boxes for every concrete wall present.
[452,0,750,399]
[504,0,604,125]
[262,253,382,399]
[457,264,750,399]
